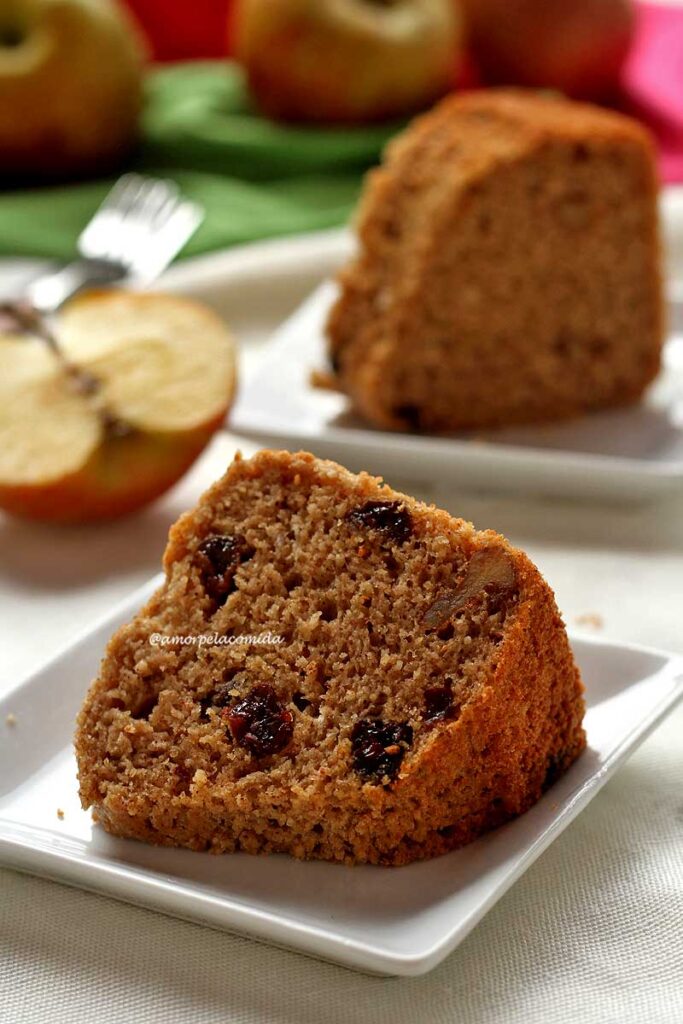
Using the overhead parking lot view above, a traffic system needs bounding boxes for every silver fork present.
[24,174,204,316]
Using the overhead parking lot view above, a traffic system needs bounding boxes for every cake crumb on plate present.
[575,612,604,630]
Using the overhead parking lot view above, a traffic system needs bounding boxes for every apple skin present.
[460,0,635,101]
[0,0,146,179]
[235,0,461,123]
[120,0,232,61]
[0,415,229,525]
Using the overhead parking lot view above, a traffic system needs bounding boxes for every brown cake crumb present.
[5,713,17,727]
[75,449,586,866]
[575,612,604,630]
[310,368,341,392]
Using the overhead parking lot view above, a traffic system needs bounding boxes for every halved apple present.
[0,290,236,523]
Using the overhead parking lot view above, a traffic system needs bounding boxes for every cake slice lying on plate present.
[76,450,585,865]
[327,89,664,432]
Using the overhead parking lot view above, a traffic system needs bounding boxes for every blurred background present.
[0,0,681,264]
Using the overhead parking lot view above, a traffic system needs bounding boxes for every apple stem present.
[0,300,133,437]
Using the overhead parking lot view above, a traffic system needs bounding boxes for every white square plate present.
[1,577,681,976]
[230,282,683,502]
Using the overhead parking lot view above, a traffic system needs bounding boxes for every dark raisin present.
[542,751,566,792]
[197,534,254,606]
[346,501,412,545]
[424,682,459,724]
[226,684,293,758]
[351,718,413,781]
[393,404,422,431]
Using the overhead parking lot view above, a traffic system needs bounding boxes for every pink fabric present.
[623,3,683,182]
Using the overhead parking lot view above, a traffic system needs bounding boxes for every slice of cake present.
[327,89,664,432]
[76,449,585,865]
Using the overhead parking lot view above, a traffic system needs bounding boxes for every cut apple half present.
[0,290,236,523]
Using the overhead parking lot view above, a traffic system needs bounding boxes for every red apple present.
[120,0,232,61]
[0,290,236,524]
[460,0,635,101]
[234,0,462,123]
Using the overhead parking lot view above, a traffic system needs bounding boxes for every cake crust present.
[76,449,586,865]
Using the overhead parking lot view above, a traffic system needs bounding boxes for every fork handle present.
[25,258,128,316]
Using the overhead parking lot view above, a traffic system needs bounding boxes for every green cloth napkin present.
[0,62,403,262]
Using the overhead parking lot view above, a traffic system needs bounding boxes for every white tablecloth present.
[1,428,682,1024]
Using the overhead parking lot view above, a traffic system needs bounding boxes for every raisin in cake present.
[76,450,585,865]
[327,89,663,432]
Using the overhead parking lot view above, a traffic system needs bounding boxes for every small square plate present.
[230,282,683,502]
[0,577,681,977]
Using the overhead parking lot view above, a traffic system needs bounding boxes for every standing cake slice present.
[327,89,664,431]
[76,450,585,865]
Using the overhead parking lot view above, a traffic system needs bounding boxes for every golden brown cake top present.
[400,87,656,151]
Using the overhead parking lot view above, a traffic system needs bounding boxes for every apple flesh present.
[460,0,635,101]
[235,0,461,123]
[0,290,237,523]
[0,0,146,179]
